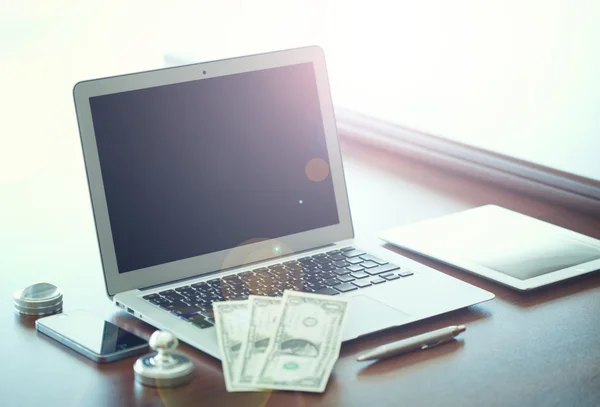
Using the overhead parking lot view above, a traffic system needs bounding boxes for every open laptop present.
[73,46,494,359]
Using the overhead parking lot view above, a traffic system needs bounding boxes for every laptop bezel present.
[73,46,353,297]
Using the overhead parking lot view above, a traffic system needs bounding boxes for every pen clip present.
[420,337,453,350]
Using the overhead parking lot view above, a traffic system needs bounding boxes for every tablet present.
[379,205,600,290]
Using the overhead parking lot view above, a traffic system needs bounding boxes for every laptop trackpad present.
[343,295,412,341]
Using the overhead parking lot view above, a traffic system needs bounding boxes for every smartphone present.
[36,310,149,363]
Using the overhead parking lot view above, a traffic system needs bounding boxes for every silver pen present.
[356,325,466,361]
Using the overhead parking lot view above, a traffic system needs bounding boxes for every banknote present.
[212,300,257,392]
[252,290,349,393]
[236,296,283,387]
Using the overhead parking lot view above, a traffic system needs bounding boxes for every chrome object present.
[14,282,63,316]
[134,331,194,388]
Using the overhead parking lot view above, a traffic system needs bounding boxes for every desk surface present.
[3,139,600,407]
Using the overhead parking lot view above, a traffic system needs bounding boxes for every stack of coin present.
[14,282,63,316]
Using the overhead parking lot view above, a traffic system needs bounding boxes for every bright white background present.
[2,0,600,187]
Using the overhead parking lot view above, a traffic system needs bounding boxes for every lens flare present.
[305,158,329,182]
[218,238,297,297]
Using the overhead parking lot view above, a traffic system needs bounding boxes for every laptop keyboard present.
[141,247,414,329]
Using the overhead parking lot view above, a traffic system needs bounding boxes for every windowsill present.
[336,107,600,215]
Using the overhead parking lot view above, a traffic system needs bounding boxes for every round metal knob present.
[149,330,178,352]
[134,330,194,388]
[148,331,178,367]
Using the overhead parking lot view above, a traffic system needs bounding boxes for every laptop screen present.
[89,62,339,273]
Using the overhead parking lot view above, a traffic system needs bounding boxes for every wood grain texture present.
[3,139,599,407]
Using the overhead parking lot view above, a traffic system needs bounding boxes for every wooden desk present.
[3,139,599,407]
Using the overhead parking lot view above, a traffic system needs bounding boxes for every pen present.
[356,325,466,361]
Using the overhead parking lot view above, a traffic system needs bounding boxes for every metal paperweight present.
[14,282,63,316]
[134,330,195,388]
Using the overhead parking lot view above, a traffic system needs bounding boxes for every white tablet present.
[379,205,600,290]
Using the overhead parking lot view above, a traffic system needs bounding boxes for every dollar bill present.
[212,300,258,392]
[236,296,283,387]
[252,290,349,393]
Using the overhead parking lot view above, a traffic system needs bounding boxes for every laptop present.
[73,46,494,359]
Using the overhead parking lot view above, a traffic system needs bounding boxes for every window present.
[4,1,600,209]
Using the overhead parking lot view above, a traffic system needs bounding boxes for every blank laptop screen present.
[89,62,339,273]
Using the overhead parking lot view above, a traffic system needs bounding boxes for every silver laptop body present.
[74,46,494,359]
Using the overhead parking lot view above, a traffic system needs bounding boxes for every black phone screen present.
[38,311,147,355]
